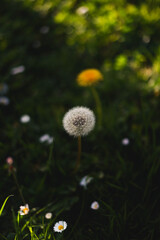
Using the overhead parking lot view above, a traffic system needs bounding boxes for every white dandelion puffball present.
[20,115,30,123]
[45,212,52,219]
[63,106,95,137]
[19,204,29,215]
[91,201,99,210]
[53,221,67,233]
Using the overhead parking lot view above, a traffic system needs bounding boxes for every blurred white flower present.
[121,138,130,145]
[0,83,8,95]
[91,201,99,210]
[63,106,95,137]
[76,6,89,15]
[0,97,10,105]
[11,65,25,75]
[39,134,54,144]
[142,35,150,44]
[53,221,67,233]
[80,175,93,188]
[6,157,13,165]
[40,26,50,34]
[20,115,30,123]
[45,212,52,219]
[19,204,29,215]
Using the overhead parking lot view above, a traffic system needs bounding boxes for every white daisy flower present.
[45,212,52,219]
[121,138,130,145]
[20,115,30,123]
[63,106,95,137]
[91,201,99,210]
[53,221,67,233]
[19,204,29,215]
[11,65,25,75]
[39,134,54,144]
[80,175,93,188]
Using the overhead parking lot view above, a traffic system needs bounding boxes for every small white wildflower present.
[80,175,93,188]
[45,212,52,219]
[76,6,89,15]
[91,201,99,210]
[53,221,67,233]
[19,204,29,215]
[39,134,54,144]
[0,97,10,105]
[40,26,50,34]
[20,115,30,123]
[63,106,95,137]
[11,65,25,75]
[121,138,130,145]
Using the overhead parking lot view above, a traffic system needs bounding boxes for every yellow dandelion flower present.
[77,69,103,87]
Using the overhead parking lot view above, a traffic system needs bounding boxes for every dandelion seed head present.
[63,106,95,137]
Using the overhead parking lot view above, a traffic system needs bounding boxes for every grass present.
[1,0,160,239]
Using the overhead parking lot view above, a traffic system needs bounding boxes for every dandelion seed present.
[80,175,93,188]
[121,138,130,145]
[11,65,25,75]
[20,115,30,123]
[91,201,99,210]
[63,106,95,137]
[77,69,103,87]
[0,97,10,105]
[76,6,89,15]
[53,221,67,233]
[19,204,29,215]
[40,26,50,34]
[45,212,52,219]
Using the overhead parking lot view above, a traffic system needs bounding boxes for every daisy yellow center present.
[22,207,28,213]
[58,225,64,230]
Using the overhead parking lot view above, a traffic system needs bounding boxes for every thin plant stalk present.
[91,86,102,129]
[12,170,26,205]
[74,136,82,173]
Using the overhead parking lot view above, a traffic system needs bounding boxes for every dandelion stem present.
[74,136,82,173]
[91,86,102,129]
[12,170,26,205]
